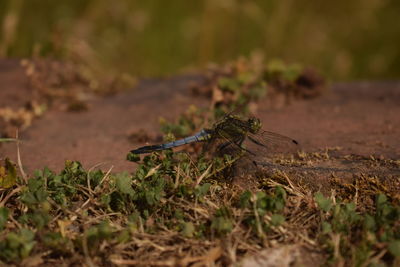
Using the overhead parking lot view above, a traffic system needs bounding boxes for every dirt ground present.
[0,59,399,177]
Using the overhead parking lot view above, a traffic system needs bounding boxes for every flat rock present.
[1,60,399,174]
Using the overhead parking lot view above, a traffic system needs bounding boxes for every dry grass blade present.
[110,258,175,266]
[179,246,223,266]
[196,163,212,186]
[145,164,162,178]
[0,138,18,142]
[15,130,27,184]
[0,186,22,207]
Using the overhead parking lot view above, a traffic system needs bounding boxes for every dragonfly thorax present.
[248,118,262,134]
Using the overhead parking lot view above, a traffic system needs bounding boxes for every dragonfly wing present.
[203,131,245,158]
[244,130,299,156]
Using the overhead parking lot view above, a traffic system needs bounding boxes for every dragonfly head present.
[248,117,262,134]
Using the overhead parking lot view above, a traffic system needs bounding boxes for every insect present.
[131,114,298,159]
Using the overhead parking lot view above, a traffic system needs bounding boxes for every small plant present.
[211,206,233,236]
[0,158,17,189]
[159,105,207,138]
[314,192,400,265]
[0,229,36,261]
[238,186,287,238]
[0,155,398,265]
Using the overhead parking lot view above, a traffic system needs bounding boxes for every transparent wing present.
[203,132,243,158]
[205,115,299,159]
[244,130,299,156]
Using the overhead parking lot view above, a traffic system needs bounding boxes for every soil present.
[0,59,399,178]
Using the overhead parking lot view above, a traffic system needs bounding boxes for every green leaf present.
[266,59,286,73]
[275,186,287,200]
[27,177,44,192]
[218,77,240,92]
[239,190,252,208]
[0,158,17,189]
[145,191,156,205]
[195,183,211,199]
[30,211,50,229]
[115,172,135,197]
[180,222,195,238]
[282,64,302,82]
[42,232,72,253]
[174,209,184,220]
[376,194,387,207]
[0,207,9,231]
[363,214,376,231]
[388,240,400,257]
[270,214,285,226]
[322,222,332,234]
[19,229,36,258]
[85,221,114,252]
[116,229,130,243]
[314,192,332,212]
[211,217,233,235]
[0,138,17,143]
[1,228,36,260]
[126,152,141,162]
[211,207,233,235]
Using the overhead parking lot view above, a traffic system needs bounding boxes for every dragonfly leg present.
[237,136,245,146]
[216,134,244,152]
[217,136,256,156]
[235,136,257,156]
[247,135,267,148]
[217,141,232,152]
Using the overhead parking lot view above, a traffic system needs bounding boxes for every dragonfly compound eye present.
[248,118,262,134]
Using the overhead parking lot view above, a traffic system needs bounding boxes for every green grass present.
[0,139,17,143]
[1,0,400,80]
[0,153,399,265]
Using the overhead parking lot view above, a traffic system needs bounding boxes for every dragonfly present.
[130,114,299,160]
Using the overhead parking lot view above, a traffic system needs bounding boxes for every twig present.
[15,130,28,184]
[95,165,114,191]
[196,163,212,186]
[0,186,22,207]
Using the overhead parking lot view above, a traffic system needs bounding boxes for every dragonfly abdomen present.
[163,135,198,149]
[131,129,210,154]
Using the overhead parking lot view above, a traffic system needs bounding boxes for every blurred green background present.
[1,0,399,80]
